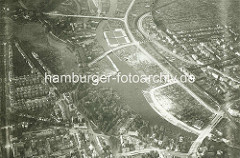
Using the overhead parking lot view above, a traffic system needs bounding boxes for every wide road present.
[124,1,226,157]
[0,41,8,158]
[188,113,223,156]
[0,41,12,158]
[138,12,198,65]
[137,12,218,114]
[2,42,12,158]
[43,12,124,21]
[1,0,13,156]
[136,10,228,157]
[116,147,188,158]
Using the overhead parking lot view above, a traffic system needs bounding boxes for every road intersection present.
[37,0,227,157]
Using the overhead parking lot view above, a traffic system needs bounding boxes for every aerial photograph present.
[0,0,240,157]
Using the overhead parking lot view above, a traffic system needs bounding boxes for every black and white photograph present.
[0,0,240,157]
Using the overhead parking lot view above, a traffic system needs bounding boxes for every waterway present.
[101,53,195,137]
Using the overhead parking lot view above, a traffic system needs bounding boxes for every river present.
[101,53,194,136]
